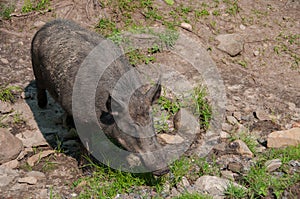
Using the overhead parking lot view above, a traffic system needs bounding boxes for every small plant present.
[0,115,8,128]
[0,85,21,103]
[154,111,171,133]
[0,3,15,19]
[212,10,220,16]
[195,9,210,18]
[158,95,181,114]
[237,60,247,68]
[225,182,247,198]
[95,18,119,37]
[174,192,213,199]
[169,156,192,186]
[191,86,212,129]
[13,111,24,124]
[21,0,50,13]
[225,0,240,16]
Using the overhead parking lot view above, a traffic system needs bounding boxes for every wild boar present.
[31,19,169,175]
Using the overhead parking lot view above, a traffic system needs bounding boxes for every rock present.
[157,134,185,144]
[26,171,46,179]
[0,101,13,113]
[292,121,300,128]
[0,128,23,164]
[33,21,46,28]
[267,128,300,148]
[18,176,37,185]
[233,112,242,121]
[227,116,238,125]
[220,131,230,139]
[265,159,282,172]
[254,110,270,121]
[16,130,48,148]
[0,167,19,187]
[226,105,236,112]
[0,159,19,169]
[27,150,55,167]
[180,22,192,31]
[216,34,243,56]
[221,170,235,181]
[239,24,246,30]
[0,58,9,64]
[179,176,190,188]
[253,50,259,56]
[229,140,253,158]
[222,123,233,132]
[194,175,245,198]
[228,161,243,173]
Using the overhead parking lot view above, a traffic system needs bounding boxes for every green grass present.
[0,85,21,103]
[230,131,258,154]
[173,192,213,199]
[22,0,50,13]
[0,3,14,19]
[73,159,163,198]
[241,145,300,198]
[191,86,212,129]
[225,182,247,198]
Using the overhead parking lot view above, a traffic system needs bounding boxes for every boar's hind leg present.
[36,81,47,108]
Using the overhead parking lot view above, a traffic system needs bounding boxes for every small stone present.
[233,112,242,121]
[180,176,190,188]
[216,34,244,56]
[267,128,300,148]
[254,110,270,121]
[0,101,13,113]
[18,176,37,185]
[222,123,233,132]
[239,24,246,30]
[180,22,192,31]
[26,171,46,179]
[226,105,236,112]
[228,161,243,173]
[0,167,19,187]
[230,140,253,158]
[0,159,19,169]
[256,146,266,153]
[265,159,282,172]
[0,58,9,64]
[34,20,46,28]
[194,175,245,197]
[16,130,48,148]
[227,116,238,125]
[292,121,300,128]
[221,170,235,181]
[0,128,23,164]
[157,134,185,144]
[27,150,55,167]
[253,50,259,56]
[220,131,230,139]
[71,193,78,197]
[39,189,48,198]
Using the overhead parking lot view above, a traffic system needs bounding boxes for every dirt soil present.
[0,0,299,198]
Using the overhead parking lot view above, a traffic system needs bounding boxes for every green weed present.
[191,86,212,129]
[22,0,50,13]
[0,3,14,19]
[95,18,119,37]
[225,182,247,198]
[242,145,300,198]
[0,85,21,103]
[173,192,213,199]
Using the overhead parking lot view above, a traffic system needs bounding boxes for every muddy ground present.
[0,0,299,198]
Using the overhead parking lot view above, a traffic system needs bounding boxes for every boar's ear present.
[146,80,161,104]
[100,95,124,125]
[106,95,125,115]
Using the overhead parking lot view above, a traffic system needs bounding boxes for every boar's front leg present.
[32,59,48,108]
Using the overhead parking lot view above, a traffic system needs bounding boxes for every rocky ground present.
[0,0,299,198]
